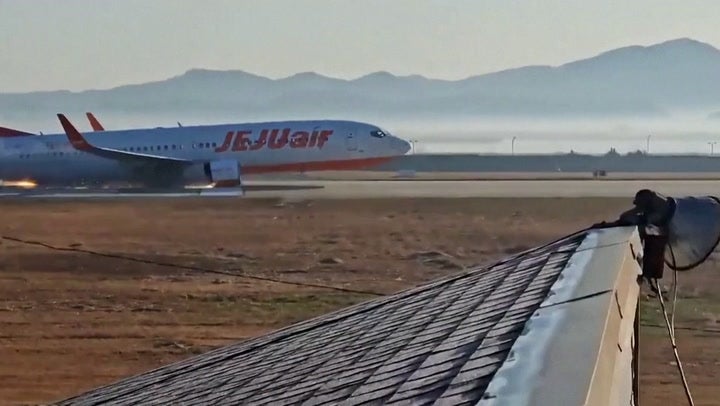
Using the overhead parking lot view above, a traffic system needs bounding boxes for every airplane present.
[0,114,411,191]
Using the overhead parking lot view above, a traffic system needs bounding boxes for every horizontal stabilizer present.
[0,126,34,137]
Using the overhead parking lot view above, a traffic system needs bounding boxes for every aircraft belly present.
[29,158,129,185]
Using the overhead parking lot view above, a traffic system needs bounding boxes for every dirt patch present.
[0,197,717,404]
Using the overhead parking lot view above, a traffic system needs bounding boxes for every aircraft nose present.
[393,137,411,154]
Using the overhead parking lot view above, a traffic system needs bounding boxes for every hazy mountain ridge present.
[2,38,720,123]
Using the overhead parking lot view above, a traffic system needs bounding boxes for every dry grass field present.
[0,197,718,405]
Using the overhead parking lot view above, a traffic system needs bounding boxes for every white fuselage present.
[0,119,410,187]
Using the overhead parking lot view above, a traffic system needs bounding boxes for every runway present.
[4,179,720,199]
[244,179,720,199]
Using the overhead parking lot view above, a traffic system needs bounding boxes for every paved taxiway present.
[245,179,720,199]
[3,179,720,199]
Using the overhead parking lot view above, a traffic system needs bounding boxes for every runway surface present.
[245,179,720,199]
[4,179,720,199]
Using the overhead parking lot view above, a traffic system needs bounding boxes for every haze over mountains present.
[2,38,720,134]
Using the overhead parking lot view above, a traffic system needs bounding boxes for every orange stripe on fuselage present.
[242,157,392,174]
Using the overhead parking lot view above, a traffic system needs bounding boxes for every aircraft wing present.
[86,112,105,131]
[57,114,193,165]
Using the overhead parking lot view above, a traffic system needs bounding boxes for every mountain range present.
[3,38,720,125]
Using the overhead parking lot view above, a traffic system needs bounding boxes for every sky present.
[2,0,720,92]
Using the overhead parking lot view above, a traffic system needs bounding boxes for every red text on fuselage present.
[214,129,333,153]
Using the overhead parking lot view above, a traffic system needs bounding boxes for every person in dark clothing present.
[596,189,720,271]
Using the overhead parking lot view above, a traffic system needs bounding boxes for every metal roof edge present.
[478,226,642,406]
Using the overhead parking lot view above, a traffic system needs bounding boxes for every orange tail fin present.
[86,112,105,131]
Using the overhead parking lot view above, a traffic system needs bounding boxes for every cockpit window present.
[370,130,387,138]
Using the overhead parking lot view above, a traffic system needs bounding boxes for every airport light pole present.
[511,136,517,155]
[646,134,652,154]
[709,141,717,156]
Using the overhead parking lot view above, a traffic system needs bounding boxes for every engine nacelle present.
[203,159,242,187]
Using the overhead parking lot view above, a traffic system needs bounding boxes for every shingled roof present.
[56,226,642,406]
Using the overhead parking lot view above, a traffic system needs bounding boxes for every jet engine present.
[203,159,242,187]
